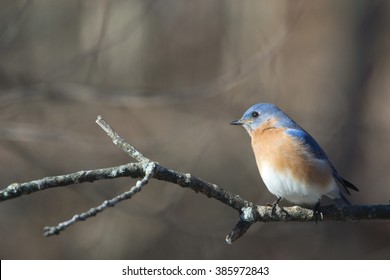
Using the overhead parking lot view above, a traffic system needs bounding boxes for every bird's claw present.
[313,201,323,223]
[267,197,282,215]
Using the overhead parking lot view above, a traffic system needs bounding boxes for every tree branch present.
[1,116,389,243]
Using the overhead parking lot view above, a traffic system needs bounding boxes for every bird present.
[230,103,358,209]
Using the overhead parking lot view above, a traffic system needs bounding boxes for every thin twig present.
[96,115,149,162]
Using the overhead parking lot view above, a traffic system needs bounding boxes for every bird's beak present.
[230,119,245,125]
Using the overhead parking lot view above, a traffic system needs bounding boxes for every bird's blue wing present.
[285,128,359,195]
[285,128,329,160]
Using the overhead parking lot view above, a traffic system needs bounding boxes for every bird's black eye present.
[251,111,259,118]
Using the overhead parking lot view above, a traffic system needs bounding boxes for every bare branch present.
[226,204,390,243]
[0,163,144,202]
[1,115,389,243]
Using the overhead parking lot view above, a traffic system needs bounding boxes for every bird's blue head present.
[230,103,295,134]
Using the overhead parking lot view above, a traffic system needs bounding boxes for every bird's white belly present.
[259,163,333,205]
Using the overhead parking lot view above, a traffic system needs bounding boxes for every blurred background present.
[0,0,389,259]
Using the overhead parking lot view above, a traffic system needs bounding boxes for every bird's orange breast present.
[250,121,332,190]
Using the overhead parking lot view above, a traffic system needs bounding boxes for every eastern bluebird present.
[231,103,359,208]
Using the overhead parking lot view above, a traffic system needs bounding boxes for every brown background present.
[0,0,389,259]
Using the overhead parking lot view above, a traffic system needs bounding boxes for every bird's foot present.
[267,197,282,215]
[313,201,323,224]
